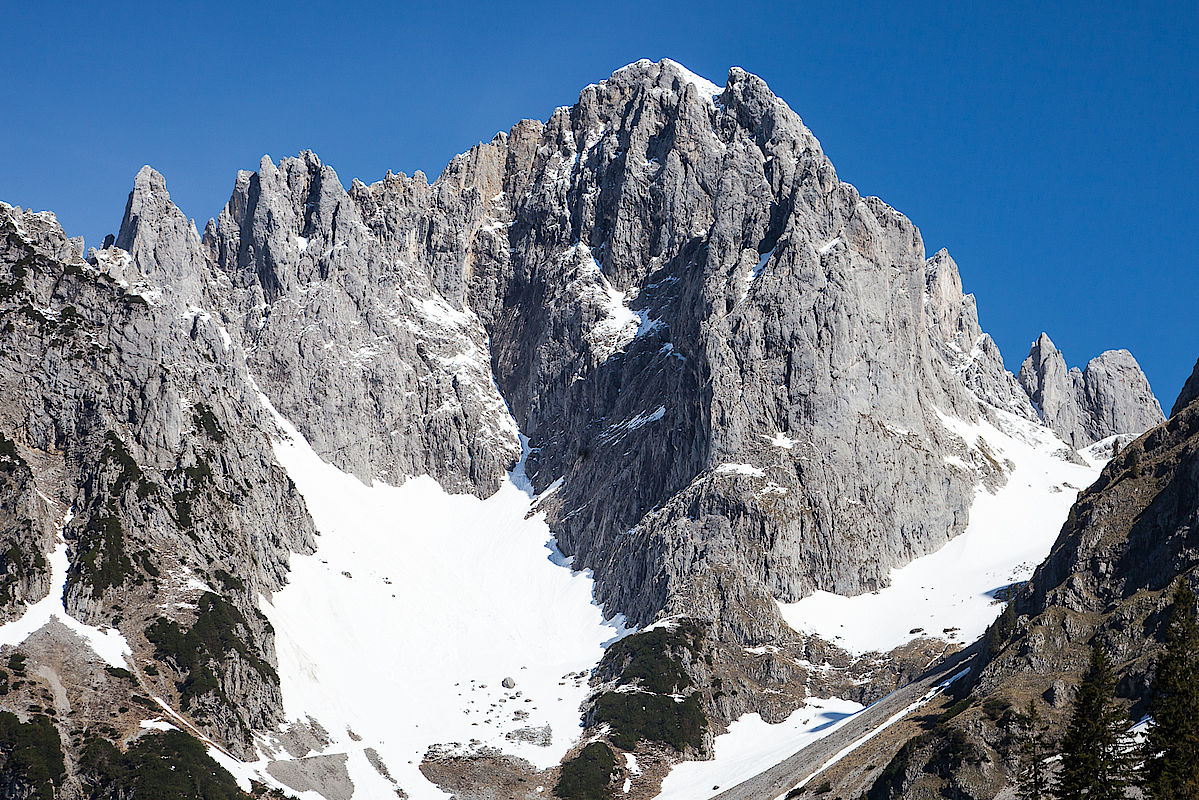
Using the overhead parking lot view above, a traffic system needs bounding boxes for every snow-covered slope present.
[656,696,864,800]
[249,396,628,798]
[779,409,1101,654]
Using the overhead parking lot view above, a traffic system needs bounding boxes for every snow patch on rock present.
[0,509,132,669]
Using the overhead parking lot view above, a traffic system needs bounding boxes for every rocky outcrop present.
[0,202,316,753]
[202,151,521,495]
[0,436,54,623]
[1017,332,1164,448]
[924,249,1037,420]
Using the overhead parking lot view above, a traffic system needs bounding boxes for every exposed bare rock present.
[1018,332,1164,447]
[203,151,521,494]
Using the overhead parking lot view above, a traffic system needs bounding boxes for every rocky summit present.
[0,59,1172,800]
[1017,332,1164,449]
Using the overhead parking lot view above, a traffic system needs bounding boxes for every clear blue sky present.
[3,1,1196,402]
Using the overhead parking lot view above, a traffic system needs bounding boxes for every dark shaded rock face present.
[1018,332,1163,449]
[1170,357,1199,417]
[0,58,1169,795]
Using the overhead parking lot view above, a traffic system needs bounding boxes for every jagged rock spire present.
[1017,332,1164,448]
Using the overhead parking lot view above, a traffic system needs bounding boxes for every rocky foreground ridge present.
[0,59,1167,799]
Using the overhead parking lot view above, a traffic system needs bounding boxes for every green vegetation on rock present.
[0,540,47,605]
[0,431,26,472]
[78,729,242,800]
[554,741,618,800]
[146,591,276,711]
[193,404,227,444]
[0,711,66,800]
[592,690,705,751]
[75,512,135,593]
[598,620,703,694]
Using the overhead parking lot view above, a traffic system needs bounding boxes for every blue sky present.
[3,1,1196,401]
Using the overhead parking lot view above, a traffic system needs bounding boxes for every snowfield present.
[0,508,132,669]
[778,408,1102,654]
[230,394,1113,799]
[656,696,864,800]
[254,395,629,799]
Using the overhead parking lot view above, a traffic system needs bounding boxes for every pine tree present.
[1053,644,1135,800]
[1142,579,1199,800]
[1016,699,1052,800]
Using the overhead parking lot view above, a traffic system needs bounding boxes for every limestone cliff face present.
[419,60,1036,639]
[1018,332,1164,448]
[0,59,1170,787]
[202,151,521,495]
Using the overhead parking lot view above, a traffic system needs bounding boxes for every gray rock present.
[115,166,212,306]
[505,725,551,747]
[1043,679,1076,709]
[0,201,316,755]
[1017,332,1164,448]
[203,152,520,494]
[267,754,353,800]
[0,437,55,623]
[924,249,1037,419]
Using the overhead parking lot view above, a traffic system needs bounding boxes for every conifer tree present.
[1016,699,1052,800]
[1142,579,1199,800]
[1053,644,1134,800]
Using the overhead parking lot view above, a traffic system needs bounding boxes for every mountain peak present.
[132,164,167,195]
[1018,335,1163,447]
[113,165,209,302]
[1033,330,1057,350]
